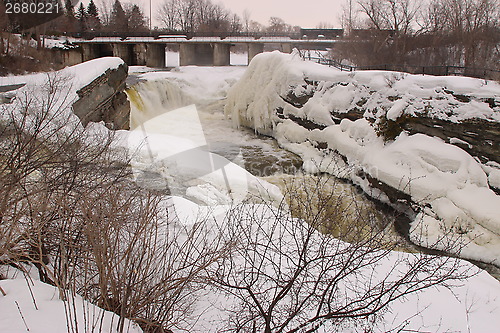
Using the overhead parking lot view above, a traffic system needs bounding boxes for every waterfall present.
[127,79,193,130]
[124,77,284,207]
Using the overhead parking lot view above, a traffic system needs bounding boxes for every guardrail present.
[303,54,500,80]
[69,31,313,40]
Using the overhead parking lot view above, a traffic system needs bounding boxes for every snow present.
[2,53,500,332]
[0,278,141,333]
[2,197,500,332]
[159,198,500,333]
[227,51,500,126]
[483,162,500,190]
[0,57,125,140]
[0,57,124,100]
[229,52,248,66]
[386,97,408,120]
[224,51,500,265]
[450,137,473,148]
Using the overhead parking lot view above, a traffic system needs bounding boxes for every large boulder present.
[72,62,130,130]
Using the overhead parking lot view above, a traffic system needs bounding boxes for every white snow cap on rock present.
[225,51,500,265]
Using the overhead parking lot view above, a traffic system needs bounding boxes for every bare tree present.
[357,0,421,35]
[340,0,359,34]
[158,0,181,31]
[98,0,114,26]
[242,9,251,33]
[0,73,229,332]
[177,0,199,33]
[209,174,472,332]
[423,0,500,67]
[267,17,296,34]
[158,0,242,34]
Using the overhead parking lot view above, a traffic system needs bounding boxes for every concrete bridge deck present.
[73,36,340,44]
[68,36,340,67]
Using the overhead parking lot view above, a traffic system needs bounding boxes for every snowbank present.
[0,57,124,95]
[225,51,500,265]
[0,278,142,333]
[165,197,500,333]
[226,51,500,131]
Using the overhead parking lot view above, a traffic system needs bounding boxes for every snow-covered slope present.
[153,197,500,333]
[225,51,500,266]
[0,278,142,333]
[0,57,125,97]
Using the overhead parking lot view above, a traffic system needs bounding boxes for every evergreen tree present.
[76,3,87,32]
[86,0,102,32]
[63,0,77,33]
[64,0,75,18]
[109,0,128,32]
[127,4,148,32]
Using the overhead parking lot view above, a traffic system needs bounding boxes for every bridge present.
[68,36,341,67]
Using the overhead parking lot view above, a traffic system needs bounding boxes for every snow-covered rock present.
[0,57,130,130]
[225,51,500,266]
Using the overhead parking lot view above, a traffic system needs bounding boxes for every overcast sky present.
[93,0,345,29]
[213,0,345,28]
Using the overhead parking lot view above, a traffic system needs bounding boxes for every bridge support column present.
[146,44,165,67]
[133,43,147,66]
[112,44,133,65]
[248,43,264,64]
[180,44,213,66]
[57,49,82,66]
[213,43,231,66]
[281,43,293,53]
[81,44,100,62]
[180,44,195,66]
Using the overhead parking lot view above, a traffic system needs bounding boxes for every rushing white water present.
[128,79,192,129]
[124,74,300,206]
[124,72,402,241]
[127,74,304,178]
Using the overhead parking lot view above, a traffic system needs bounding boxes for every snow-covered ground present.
[0,278,142,333]
[2,56,500,332]
[166,199,500,333]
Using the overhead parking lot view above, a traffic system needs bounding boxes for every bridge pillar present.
[180,44,195,66]
[281,43,293,53]
[133,43,147,66]
[146,44,166,67]
[213,43,230,66]
[248,43,264,64]
[112,44,133,65]
[180,43,213,66]
[81,44,100,62]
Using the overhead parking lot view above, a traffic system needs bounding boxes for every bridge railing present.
[303,55,500,80]
[71,31,319,40]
